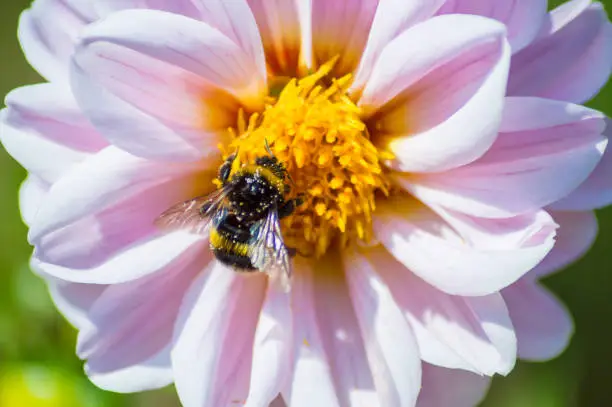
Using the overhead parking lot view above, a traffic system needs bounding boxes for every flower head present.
[2,1,611,406]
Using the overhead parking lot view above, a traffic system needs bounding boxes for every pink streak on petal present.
[46,279,106,329]
[532,211,598,278]
[403,98,607,218]
[28,146,210,244]
[86,345,174,393]
[344,249,422,407]
[247,0,303,75]
[367,246,516,376]
[503,279,573,361]
[508,3,612,104]
[77,246,209,373]
[172,262,267,407]
[72,9,265,161]
[1,83,107,183]
[437,0,547,52]
[417,363,491,407]
[286,258,374,407]
[244,287,291,407]
[551,119,612,211]
[311,0,379,75]
[95,0,266,78]
[373,198,556,296]
[34,173,205,269]
[33,232,205,284]
[18,0,98,82]
[361,15,510,173]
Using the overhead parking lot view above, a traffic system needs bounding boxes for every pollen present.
[225,58,392,257]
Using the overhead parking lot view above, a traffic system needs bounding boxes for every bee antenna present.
[286,169,297,188]
[264,138,275,158]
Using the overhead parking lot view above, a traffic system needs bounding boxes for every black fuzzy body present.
[208,154,298,271]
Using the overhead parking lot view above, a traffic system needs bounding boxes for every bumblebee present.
[155,147,302,291]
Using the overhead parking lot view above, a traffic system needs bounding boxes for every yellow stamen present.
[225,58,391,257]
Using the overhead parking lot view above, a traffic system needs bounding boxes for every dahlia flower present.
[1,1,611,407]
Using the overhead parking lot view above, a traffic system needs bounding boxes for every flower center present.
[224,58,392,257]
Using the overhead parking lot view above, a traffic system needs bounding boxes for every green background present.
[0,1,610,406]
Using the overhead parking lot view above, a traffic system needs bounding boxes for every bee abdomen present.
[211,247,257,271]
[209,228,256,271]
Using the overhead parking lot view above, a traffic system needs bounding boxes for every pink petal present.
[1,83,107,183]
[72,9,266,161]
[310,0,379,75]
[77,248,209,372]
[94,0,266,78]
[344,250,423,406]
[46,279,106,329]
[246,0,305,76]
[85,345,174,393]
[437,0,547,52]
[18,0,97,82]
[366,246,516,376]
[503,279,573,361]
[361,14,510,172]
[286,258,374,407]
[403,98,607,218]
[19,175,48,227]
[532,211,598,278]
[417,363,491,407]
[33,232,205,284]
[542,0,592,32]
[28,147,209,280]
[350,0,447,92]
[244,287,291,407]
[28,146,209,245]
[373,197,557,295]
[171,261,267,407]
[551,119,612,211]
[508,2,612,104]
[33,173,206,269]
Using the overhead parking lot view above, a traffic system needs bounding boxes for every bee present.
[155,145,302,291]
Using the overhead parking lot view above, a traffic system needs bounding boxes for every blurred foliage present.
[0,0,611,406]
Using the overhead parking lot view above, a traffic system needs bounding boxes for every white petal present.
[403,98,607,218]
[417,363,491,407]
[72,9,265,161]
[361,15,510,172]
[344,250,422,407]
[373,197,556,296]
[503,279,573,361]
[28,146,207,245]
[172,261,267,407]
[86,345,174,393]
[33,232,205,284]
[286,258,374,407]
[77,248,209,372]
[46,279,106,329]
[245,287,292,407]
[18,0,97,82]
[366,246,516,376]
[1,83,106,183]
[533,211,598,278]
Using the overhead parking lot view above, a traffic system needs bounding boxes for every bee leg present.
[278,196,305,219]
[218,154,236,185]
[287,247,298,257]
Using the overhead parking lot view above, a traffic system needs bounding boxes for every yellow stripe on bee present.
[235,164,285,191]
[209,228,250,257]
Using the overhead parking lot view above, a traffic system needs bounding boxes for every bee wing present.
[155,187,230,235]
[249,207,292,292]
